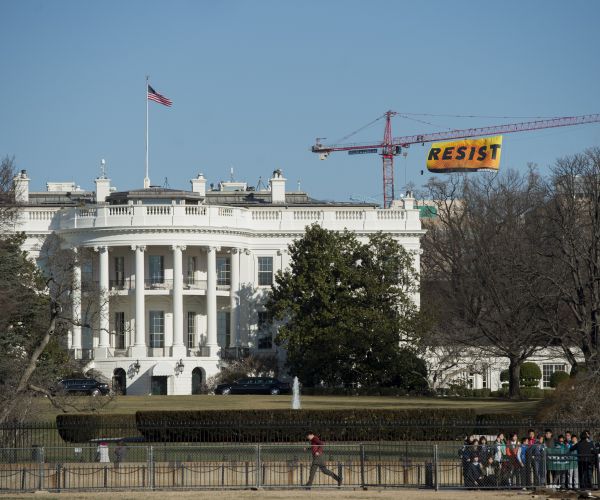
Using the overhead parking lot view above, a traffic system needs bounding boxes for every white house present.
[12,168,424,395]
[11,167,574,395]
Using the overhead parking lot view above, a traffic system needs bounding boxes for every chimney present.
[95,159,111,203]
[269,169,286,204]
[95,177,111,203]
[13,170,30,203]
[191,173,206,197]
[403,190,415,210]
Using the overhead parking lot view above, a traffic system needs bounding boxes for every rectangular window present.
[114,312,125,349]
[482,368,489,389]
[82,259,94,291]
[114,256,125,288]
[149,310,165,348]
[217,311,231,348]
[542,364,566,388]
[187,312,196,349]
[257,311,273,349]
[216,256,231,286]
[186,256,196,285]
[149,255,164,284]
[257,256,273,286]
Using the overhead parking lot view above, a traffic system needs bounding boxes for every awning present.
[152,362,173,376]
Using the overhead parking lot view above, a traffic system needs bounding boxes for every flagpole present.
[144,75,150,189]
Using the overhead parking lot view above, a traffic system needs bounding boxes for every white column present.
[206,246,218,356]
[230,248,240,347]
[95,246,110,358]
[71,249,82,358]
[172,244,186,357]
[131,245,147,357]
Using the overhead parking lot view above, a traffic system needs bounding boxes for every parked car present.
[215,377,291,395]
[57,378,110,396]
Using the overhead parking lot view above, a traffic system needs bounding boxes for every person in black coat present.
[570,430,595,490]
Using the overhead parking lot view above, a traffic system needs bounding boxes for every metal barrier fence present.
[0,443,598,492]
[3,420,600,448]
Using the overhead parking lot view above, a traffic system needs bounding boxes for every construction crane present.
[311,112,600,208]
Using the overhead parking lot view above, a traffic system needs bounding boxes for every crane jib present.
[311,112,600,207]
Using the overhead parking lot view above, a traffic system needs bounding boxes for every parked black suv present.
[57,378,110,396]
[215,377,291,395]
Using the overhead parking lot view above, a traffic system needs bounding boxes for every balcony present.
[110,278,133,290]
[185,277,207,290]
[144,279,173,290]
[220,346,251,361]
[55,204,421,234]
[189,346,212,357]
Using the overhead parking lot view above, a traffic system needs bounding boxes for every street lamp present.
[175,359,185,375]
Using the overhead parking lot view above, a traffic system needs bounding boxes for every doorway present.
[112,368,127,395]
[151,376,168,395]
[191,368,203,395]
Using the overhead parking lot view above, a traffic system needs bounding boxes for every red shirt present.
[309,436,324,456]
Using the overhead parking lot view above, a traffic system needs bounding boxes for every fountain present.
[291,376,301,410]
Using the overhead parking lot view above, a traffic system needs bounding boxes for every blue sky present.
[1,0,599,204]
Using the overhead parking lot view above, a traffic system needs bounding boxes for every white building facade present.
[13,169,424,395]
[11,167,575,395]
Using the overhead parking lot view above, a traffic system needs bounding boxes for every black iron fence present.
[0,443,598,492]
[2,420,600,448]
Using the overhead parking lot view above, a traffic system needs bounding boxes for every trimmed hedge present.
[550,370,569,388]
[520,363,542,388]
[300,386,423,397]
[135,409,489,442]
[56,414,137,443]
[57,410,544,443]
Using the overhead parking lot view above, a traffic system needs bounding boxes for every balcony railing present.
[57,204,421,234]
[190,346,211,357]
[109,278,133,290]
[184,278,207,290]
[144,279,173,290]
[220,346,251,361]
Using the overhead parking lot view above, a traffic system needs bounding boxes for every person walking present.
[305,432,342,488]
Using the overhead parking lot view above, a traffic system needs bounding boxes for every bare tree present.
[0,156,19,232]
[0,233,113,425]
[539,147,600,371]
[421,169,552,398]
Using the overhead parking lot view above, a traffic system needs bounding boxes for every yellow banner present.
[426,135,502,173]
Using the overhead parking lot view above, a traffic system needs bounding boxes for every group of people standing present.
[460,429,599,490]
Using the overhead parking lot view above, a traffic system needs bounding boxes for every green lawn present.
[31,395,540,421]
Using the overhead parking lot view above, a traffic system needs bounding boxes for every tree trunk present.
[508,357,522,399]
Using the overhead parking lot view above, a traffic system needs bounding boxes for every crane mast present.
[312,113,600,208]
[382,111,397,211]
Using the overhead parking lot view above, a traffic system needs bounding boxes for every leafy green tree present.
[265,224,427,389]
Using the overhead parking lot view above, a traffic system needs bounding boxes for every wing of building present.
[11,169,424,395]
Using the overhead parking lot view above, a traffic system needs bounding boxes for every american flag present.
[147,85,172,107]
